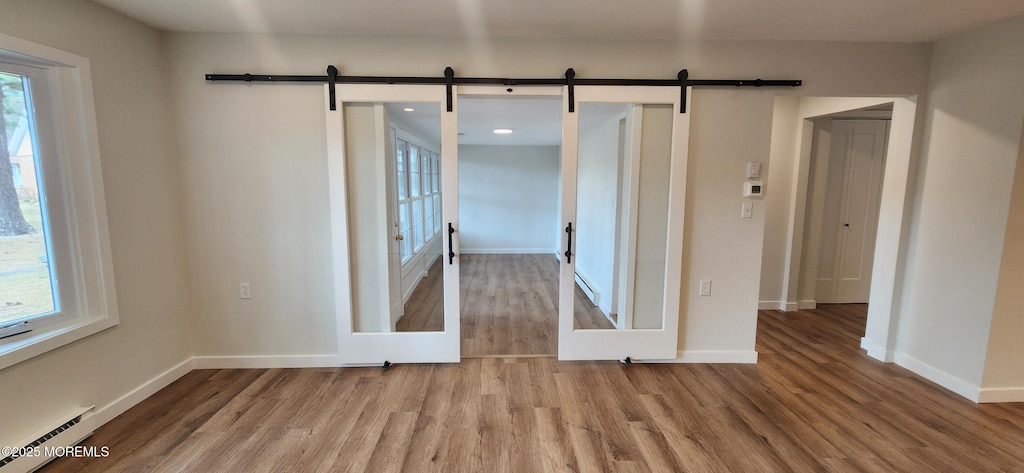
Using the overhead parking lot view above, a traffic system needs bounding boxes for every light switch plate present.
[747,162,761,178]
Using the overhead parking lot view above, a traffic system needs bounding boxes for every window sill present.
[0,317,117,371]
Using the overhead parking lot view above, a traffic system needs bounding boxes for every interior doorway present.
[760,95,919,364]
[809,110,892,305]
[455,95,567,357]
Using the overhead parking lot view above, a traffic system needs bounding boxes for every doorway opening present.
[809,107,892,311]
[759,95,919,363]
[455,95,566,357]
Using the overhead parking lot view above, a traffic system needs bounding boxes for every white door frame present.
[778,96,919,362]
[326,84,461,364]
[558,86,691,361]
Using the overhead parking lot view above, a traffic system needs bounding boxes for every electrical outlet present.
[240,282,251,299]
[699,279,712,296]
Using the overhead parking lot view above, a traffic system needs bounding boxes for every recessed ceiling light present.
[403,107,415,112]
[493,128,513,134]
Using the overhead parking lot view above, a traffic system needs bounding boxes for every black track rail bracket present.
[444,67,455,112]
[678,69,689,113]
[327,65,338,111]
[205,68,802,114]
[565,68,576,113]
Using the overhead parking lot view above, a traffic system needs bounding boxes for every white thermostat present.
[744,181,764,198]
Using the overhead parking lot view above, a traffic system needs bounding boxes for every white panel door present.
[558,86,690,361]
[836,120,888,302]
[326,84,461,364]
[817,119,888,303]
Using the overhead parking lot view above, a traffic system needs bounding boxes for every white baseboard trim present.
[88,357,193,427]
[401,270,425,305]
[191,354,338,369]
[638,350,758,364]
[757,301,800,311]
[797,300,817,310]
[893,352,981,402]
[459,248,557,255]
[859,337,894,362]
[977,387,1024,403]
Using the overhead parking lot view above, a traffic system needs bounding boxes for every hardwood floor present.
[393,256,445,332]
[397,254,613,356]
[40,304,1024,472]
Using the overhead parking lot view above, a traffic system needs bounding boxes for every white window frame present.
[0,34,119,370]
[393,127,441,266]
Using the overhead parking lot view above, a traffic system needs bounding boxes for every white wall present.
[165,32,931,360]
[982,120,1024,394]
[345,104,390,332]
[760,97,800,310]
[633,105,675,330]
[576,113,622,315]
[797,118,834,306]
[895,16,1024,393]
[0,0,191,446]
[458,145,560,254]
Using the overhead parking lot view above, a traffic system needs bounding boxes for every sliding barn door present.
[326,84,461,364]
[558,86,691,361]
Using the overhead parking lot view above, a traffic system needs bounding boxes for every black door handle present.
[564,222,573,264]
[448,223,455,264]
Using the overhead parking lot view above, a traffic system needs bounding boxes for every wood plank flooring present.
[397,254,613,356]
[40,304,1024,472]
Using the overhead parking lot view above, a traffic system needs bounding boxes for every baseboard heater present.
[0,407,95,473]
[574,272,600,306]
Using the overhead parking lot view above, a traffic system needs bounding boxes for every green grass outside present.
[0,199,55,322]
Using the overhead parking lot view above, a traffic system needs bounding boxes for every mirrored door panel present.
[559,87,689,361]
[573,102,672,331]
[345,102,446,334]
[328,85,459,364]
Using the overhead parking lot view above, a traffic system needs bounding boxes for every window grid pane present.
[433,194,441,234]
[399,202,411,261]
[412,199,424,250]
[409,146,420,197]
[423,152,431,197]
[424,197,434,238]
[397,140,407,200]
[432,153,439,193]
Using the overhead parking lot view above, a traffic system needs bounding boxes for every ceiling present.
[92,0,1024,43]
[386,99,629,147]
[89,1,1023,146]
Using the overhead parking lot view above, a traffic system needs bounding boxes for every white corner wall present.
[978,120,1024,401]
[458,145,560,254]
[759,96,800,310]
[896,16,1024,399]
[0,0,191,446]
[981,118,1024,401]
